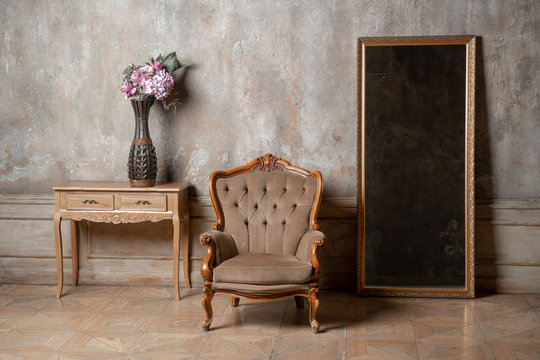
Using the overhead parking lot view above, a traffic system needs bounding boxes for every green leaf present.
[162,52,182,73]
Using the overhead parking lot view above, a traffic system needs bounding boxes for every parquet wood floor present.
[0,285,538,359]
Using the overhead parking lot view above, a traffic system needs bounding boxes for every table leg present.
[183,211,191,289]
[53,214,63,298]
[70,219,79,286]
[173,215,181,301]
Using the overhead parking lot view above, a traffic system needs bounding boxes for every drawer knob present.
[82,200,99,204]
[136,200,152,205]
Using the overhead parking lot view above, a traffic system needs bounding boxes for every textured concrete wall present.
[1,0,538,199]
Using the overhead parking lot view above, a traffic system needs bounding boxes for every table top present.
[52,181,189,192]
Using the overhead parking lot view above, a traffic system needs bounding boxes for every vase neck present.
[131,100,154,140]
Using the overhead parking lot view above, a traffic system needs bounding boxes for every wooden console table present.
[52,181,190,300]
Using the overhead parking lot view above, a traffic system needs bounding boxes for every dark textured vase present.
[127,99,157,186]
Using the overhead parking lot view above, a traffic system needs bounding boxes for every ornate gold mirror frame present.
[357,36,475,298]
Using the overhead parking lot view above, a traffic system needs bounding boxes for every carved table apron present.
[52,181,190,300]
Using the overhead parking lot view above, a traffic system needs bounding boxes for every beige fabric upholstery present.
[213,253,313,285]
[215,171,318,256]
[213,282,310,296]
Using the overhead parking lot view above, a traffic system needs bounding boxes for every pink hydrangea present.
[144,69,174,100]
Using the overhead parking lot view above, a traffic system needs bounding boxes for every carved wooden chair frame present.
[200,153,325,332]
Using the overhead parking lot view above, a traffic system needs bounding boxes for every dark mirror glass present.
[365,45,466,288]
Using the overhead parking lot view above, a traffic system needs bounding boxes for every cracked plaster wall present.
[1,0,539,199]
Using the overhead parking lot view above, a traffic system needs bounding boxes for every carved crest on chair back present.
[253,153,313,177]
[257,153,281,172]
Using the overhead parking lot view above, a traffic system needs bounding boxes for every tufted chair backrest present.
[210,154,322,256]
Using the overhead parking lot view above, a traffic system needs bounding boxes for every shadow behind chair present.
[199,154,325,333]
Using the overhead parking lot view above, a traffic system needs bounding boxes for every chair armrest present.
[295,230,326,279]
[296,230,326,262]
[200,230,238,265]
[199,230,239,282]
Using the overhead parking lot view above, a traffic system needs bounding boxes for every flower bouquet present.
[121,52,188,101]
[121,52,188,187]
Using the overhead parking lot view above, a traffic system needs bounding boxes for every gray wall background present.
[1,0,538,199]
[1,1,539,293]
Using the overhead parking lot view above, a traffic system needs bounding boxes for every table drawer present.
[117,194,167,211]
[65,193,114,210]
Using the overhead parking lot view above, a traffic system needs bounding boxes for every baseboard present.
[0,195,356,290]
[1,195,538,293]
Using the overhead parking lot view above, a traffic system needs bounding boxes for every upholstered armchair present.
[199,154,325,333]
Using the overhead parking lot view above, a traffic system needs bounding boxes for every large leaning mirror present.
[357,36,475,297]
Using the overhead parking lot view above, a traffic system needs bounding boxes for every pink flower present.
[140,73,150,85]
[151,61,163,71]
[153,69,174,100]
[130,70,139,83]
[140,64,153,74]
[130,69,149,86]
[143,69,174,100]
[142,78,153,95]
[121,80,137,99]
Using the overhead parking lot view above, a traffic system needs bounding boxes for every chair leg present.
[202,287,214,331]
[231,296,240,307]
[308,288,320,333]
[294,296,304,309]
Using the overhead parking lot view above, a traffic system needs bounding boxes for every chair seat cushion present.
[213,282,310,296]
[213,253,313,285]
